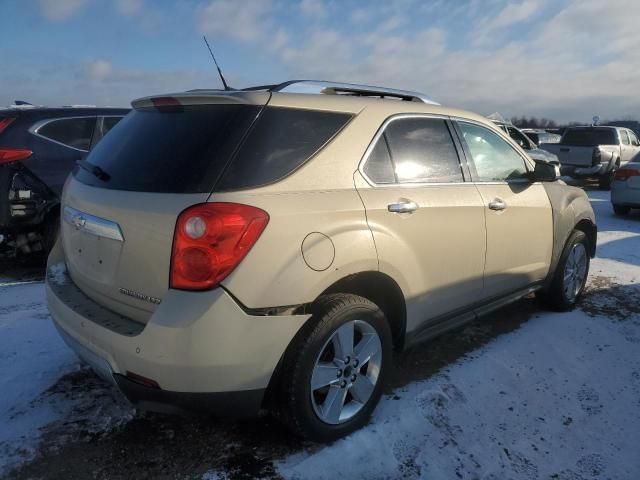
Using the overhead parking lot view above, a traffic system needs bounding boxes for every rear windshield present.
[561,128,617,146]
[75,105,260,193]
[75,105,352,193]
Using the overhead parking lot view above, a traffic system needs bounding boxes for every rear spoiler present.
[131,91,270,110]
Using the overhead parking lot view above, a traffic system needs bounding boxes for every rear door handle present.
[387,201,418,214]
[488,198,507,211]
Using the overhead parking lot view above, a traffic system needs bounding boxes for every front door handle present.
[388,200,418,214]
[488,198,507,211]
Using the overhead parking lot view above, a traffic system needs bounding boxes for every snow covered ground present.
[278,192,640,480]
[0,189,639,479]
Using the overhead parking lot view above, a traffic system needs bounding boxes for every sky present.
[1,0,639,123]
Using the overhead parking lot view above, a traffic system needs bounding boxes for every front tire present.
[541,230,590,311]
[276,294,392,442]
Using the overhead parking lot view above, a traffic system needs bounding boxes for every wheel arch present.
[319,271,407,351]
[542,182,597,290]
[574,218,597,258]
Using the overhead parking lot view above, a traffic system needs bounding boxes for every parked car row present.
[0,104,128,257]
[489,118,560,166]
[44,80,597,441]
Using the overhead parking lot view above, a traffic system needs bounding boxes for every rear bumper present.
[560,163,608,178]
[113,374,265,417]
[46,241,310,416]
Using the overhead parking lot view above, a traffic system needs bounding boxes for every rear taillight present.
[0,117,16,135]
[0,148,32,165]
[614,169,640,181]
[170,203,269,290]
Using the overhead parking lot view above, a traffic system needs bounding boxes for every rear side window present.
[76,105,260,193]
[363,137,395,184]
[89,116,125,150]
[561,128,617,146]
[382,117,463,184]
[216,107,352,190]
[102,116,123,132]
[37,117,97,151]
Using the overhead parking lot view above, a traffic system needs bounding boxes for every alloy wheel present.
[310,320,382,425]
[563,242,587,301]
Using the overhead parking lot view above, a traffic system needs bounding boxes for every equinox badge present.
[119,287,161,305]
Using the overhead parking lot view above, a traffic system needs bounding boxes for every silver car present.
[611,159,640,215]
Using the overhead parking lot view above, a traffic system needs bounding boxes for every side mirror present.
[532,160,558,182]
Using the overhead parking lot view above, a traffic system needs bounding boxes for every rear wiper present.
[77,159,110,181]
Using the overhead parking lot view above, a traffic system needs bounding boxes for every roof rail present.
[244,80,439,105]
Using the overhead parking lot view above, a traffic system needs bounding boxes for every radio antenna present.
[203,35,232,91]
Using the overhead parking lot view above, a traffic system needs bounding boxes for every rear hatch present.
[61,93,268,323]
[557,128,618,167]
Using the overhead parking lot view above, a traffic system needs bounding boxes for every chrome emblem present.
[119,287,162,305]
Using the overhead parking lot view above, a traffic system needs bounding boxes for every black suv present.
[0,104,129,257]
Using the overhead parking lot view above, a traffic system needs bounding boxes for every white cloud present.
[86,59,113,81]
[300,0,326,20]
[13,0,640,122]
[272,0,640,123]
[196,0,273,43]
[485,0,541,31]
[114,0,144,16]
[38,0,87,21]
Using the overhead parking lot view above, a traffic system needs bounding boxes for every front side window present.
[379,117,463,184]
[629,131,639,146]
[458,122,529,182]
[37,117,97,151]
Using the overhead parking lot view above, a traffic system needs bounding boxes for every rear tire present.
[598,171,614,190]
[540,230,590,311]
[275,294,392,442]
[613,204,631,215]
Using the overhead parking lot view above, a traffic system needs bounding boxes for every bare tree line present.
[511,115,639,129]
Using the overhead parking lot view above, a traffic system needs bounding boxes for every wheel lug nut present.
[344,356,351,364]
[340,380,347,388]
[353,359,359,367]
[336,369,342,378]
[351,374,357,382]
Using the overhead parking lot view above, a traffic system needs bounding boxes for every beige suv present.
[46,81,597,441]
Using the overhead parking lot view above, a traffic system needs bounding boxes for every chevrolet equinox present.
[46,81,597,441]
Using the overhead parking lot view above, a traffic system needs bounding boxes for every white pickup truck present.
[540,126,640,189]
